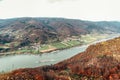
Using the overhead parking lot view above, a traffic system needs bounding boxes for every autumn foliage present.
[0,37,120,80]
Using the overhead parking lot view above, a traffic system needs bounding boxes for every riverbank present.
[0,34,118,55]
[0,44,88,73]
[0,34,119,73]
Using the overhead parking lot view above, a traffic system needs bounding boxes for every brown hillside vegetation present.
[0,37,120,80]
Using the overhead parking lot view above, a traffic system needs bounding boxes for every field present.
[0,34,109,54]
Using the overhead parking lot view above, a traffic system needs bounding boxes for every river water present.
[0,34,119,73]
[0,45,87,73]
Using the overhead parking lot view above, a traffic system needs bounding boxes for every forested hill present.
[0,37,120,80]
[0,17,120,45]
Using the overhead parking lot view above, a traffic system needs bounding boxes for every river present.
[0,34,119,73]
[0,45,87,73]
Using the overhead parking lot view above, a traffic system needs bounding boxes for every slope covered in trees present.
[0,17,120,53]
[0,37,120,80]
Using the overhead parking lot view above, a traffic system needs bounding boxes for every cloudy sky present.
[0,0,120,21]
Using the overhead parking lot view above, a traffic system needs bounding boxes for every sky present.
[0,0,120,21]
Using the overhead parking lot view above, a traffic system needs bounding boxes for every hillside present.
[0,17,120,54]
[0,37,120,80]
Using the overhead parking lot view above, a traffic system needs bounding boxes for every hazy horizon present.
[0,0,120,21]
[0,17,120,22]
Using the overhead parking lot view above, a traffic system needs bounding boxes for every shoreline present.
[0,34,119,56]
[0,44,82,56]
[0,34,119,73]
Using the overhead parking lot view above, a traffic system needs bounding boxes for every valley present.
[0,17,120,80]
[0,33,119,73]
[0,33,120,80]
[0,17,120,55]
